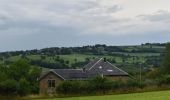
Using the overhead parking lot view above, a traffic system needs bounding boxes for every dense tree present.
[65,60,70,64]
[74,58,77,63]
[9,60,30,81]
[28,66,42,82]
[30,60,69,69]
[85,57,90,62]
[28,66,42,94]
[147,43,170,78]
[18,78,30,96]
[0,60,42,95]
[0,79,17,94]
[161,43,170,74]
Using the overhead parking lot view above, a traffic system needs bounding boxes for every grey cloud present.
[0,15,8,21]
[0,0,170,51]
[106,5,121,13]
[0,10,11,22]
[139,10,170,22]
[43,0,100,13]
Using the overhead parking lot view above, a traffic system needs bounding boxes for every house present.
[39,58,129,94]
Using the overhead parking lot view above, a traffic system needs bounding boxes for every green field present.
[3,53,153,65]
[33,90,170,100]
[0,52,162,75]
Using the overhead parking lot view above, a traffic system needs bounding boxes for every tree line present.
[0,43,165,58]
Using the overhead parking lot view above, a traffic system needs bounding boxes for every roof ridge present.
[88,58,103,70]
[50,70,66,80]
[53,69,82,70]
[39,70,66,81]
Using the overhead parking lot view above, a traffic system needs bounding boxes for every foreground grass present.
[32,90,170,100]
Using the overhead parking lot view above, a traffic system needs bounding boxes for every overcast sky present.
[0,0,170,52]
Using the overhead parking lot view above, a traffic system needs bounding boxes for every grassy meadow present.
[32,90,170,100]
[1,53,161,65]
[0,52,162,75]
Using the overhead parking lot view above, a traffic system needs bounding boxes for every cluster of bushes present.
[0,59,42,96]
[71,61,88,68]
[156,75,170,86]
[30,59,69,69]
[56,77,145,95]
[56,76,170,96]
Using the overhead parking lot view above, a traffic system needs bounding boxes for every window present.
[48,80,55,88]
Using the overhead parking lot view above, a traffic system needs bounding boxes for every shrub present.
[0,79,17,95]
[30,83,39,94]
[112,80,123,89]
[126,79,145,89]
[157,75,170,86]
[57,77,114,94]
[17,78,30,96]
[56,81,79,94]
[88,77,113,93]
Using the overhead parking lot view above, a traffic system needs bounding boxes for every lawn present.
[33,90,170,100]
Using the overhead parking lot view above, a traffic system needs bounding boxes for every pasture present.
[32,90,170,100]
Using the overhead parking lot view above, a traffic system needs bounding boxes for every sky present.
[0,0,170,52]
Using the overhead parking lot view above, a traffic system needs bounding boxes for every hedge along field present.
[33,90,170,100]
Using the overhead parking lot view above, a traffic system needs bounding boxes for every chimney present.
[104,58,107,62]
[82,68,86,73]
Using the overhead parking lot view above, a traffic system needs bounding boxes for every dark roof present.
[84,58,129,76]
[39,69,99,81]
[53,69,102,80]
[39,58,128,80]
[83,58,102,70]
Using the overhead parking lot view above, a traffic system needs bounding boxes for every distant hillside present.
[0,43,166,76]
[0,43,166,56]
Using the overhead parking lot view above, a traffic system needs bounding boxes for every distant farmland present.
[0,44,165,75]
